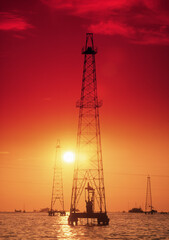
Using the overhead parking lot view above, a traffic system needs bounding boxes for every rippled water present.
[0,212,169,239]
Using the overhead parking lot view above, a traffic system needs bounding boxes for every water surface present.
[0,212,168,239]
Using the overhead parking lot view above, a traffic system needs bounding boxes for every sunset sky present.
[0,0,169,212]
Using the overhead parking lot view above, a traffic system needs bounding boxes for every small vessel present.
[15,209,22,213]
[128,208,144,213]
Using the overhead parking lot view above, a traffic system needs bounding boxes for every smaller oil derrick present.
[49,140,65,216]
[145,175,157,214]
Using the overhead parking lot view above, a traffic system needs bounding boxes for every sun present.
[63,151,75,163]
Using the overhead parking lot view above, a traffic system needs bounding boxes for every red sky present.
[0,0,169,212]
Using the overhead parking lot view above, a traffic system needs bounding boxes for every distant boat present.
[160,212,168,214]
[15,209,22,213]
[128,208,144,213]
[40,207,50,213]
[145,209,157,214]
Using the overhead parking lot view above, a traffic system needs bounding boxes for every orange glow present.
[0,0,169,213]
[63,151,75,163]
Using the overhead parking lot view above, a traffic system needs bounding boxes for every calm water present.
[0,212,169,239]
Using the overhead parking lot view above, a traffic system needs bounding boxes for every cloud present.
[41,0,134,13]
[41,0,169,45]
[89,21,135,37]
[0,12,33,31]
[41,0,74,10]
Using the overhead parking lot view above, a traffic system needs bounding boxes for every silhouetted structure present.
[128,207,144,213]
[68,33,109,225]
[145,175,157,214]
[49,141,65,216]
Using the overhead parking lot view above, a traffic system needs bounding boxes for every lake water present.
[0,212,168,239]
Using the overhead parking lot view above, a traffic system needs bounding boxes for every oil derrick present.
[49,141,65,216]
[68,33,109,225]
[145,175,156,214]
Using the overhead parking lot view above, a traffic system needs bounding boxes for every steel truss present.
[49,141,65,216]
[69,33,109,225]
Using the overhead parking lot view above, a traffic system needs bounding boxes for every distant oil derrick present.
[68,33,109,225]
[145,175,157,214]
[49,140,65,216]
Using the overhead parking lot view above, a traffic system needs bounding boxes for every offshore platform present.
[48,141,65,216]
[145,175,157,214]
[68,33,109,225]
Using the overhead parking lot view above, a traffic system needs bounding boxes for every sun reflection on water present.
[0,213,168,240]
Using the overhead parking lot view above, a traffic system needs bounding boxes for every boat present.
[128,208,144,213]
[15,209,22,213]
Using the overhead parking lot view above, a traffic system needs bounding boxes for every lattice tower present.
[70,33,107,214]
[145,175,153,212]
[50,141,64,212]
